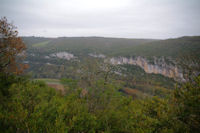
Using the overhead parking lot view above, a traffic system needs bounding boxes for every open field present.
[32,41,50,47]
[47,83,65,93]
[34,78,61,84]
[34,78,65,93]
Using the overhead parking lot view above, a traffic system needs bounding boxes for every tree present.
[172,75,200,133]
[0,17,28,74]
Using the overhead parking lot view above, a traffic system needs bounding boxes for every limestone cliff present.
[106,56,184,81]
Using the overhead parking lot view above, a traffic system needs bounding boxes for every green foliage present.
[1,71,200,132]
[0,73,28,97]
[142,97,174,133]
[0,77,58,132]
[172,75,200,133]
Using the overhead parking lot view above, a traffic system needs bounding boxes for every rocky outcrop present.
[89,53,106,58]
[50,52,76,60]
[106,56,184,80]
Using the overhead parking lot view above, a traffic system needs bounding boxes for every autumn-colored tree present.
[0,17,28,74]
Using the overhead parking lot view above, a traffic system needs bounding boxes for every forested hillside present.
[23,36,200,58]
[112,36,200,58]
[23,36,156,55]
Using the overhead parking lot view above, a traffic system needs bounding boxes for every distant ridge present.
[22,36,200,58]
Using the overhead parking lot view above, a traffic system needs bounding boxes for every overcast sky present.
[0,0,200,39]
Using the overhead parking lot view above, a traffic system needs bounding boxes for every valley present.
[22,36,200,98]
[1,1,200,132]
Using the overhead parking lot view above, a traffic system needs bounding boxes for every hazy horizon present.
[1,0,200,39]
[21,35,200,40]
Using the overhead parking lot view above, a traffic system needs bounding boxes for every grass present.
[34,78,61,84]
[32,41,50,47]
[34,78,65,93]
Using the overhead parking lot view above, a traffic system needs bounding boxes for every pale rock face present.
[44,56,50,59]
[46,62,52,65]
[30,53,35,56]
[17,51,26,57]
[89,53,106,58]
[107,56,184,81]
[50,52,76,60]
[23,61,29,64]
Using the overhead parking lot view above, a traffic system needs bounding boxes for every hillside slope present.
[23,36,200,60]
[23,36,157,55]
[111,36,200,58]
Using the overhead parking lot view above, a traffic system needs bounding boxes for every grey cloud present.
[0,0,200,39]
